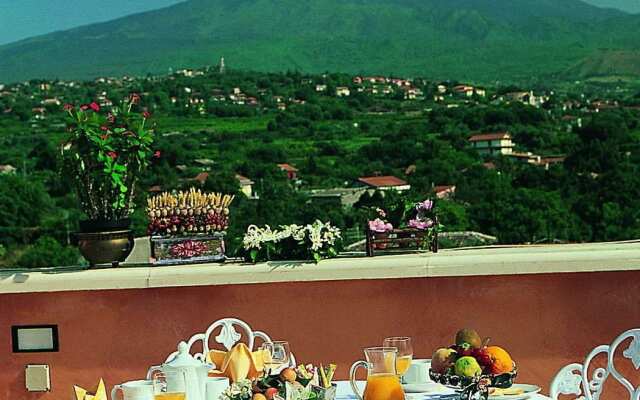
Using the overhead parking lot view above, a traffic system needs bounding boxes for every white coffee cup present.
[402,359,432,384]
[111,380,154,400]
[205,377,230,400]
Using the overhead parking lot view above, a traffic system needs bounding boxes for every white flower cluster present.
[219,378,253,400]
[243,220,341,251]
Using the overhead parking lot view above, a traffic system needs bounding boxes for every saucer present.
[402,382,455,394]
[488,383,541,399]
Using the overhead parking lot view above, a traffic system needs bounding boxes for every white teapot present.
[147,342,213,400]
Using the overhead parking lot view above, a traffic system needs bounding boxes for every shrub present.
[17,236,80,268]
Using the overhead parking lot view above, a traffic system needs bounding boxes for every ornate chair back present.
[550,328,640,400]
[163,318,296,368]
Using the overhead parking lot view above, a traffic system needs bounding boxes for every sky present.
[0,0,183,45]
[0,0,638,46]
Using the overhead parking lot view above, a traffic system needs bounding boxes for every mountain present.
[582,0,640,13]
[1,0,639,83]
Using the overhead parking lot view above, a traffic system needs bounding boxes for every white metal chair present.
[550,328,640,400]
[163,317,296,369]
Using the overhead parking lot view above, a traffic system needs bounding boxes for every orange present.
[485,346,514,375]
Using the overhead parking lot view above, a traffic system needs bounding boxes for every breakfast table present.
[334,381,553,399]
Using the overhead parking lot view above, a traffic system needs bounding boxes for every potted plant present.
[61,94,157,266]
[242,221,342,263]
[366,199,439,256]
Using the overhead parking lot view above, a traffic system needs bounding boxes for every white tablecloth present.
[335,381,552,400]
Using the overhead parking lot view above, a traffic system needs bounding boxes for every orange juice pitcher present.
[350,347,405,400]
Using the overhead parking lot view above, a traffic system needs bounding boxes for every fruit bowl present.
[429,364,518,400]
[430,329,518,400]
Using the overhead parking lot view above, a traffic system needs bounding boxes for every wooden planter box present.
[151,233,225,265]
[366,227,438,256]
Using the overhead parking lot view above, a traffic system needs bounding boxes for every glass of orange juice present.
[152,371,186,400]
[383,337,413,376]
[350,347,405,400]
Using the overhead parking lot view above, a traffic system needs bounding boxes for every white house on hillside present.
[469,132,514,156]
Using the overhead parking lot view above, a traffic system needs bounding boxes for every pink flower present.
[143,111,151,119]
[80,104,89,111]
[107,151,117,160]
[63,103,74,111]
[89,102,100,112]
[408,218,434,230]
[100,125,108,131]
[417,199,433,211]
[369,218,393,233]
[153,150,161,158]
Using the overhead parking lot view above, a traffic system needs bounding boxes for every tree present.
[18,236,80,268]
[0,175,54,244]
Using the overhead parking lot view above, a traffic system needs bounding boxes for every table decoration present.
[147,188,234,264]
[242,220,341,263]
[429,328,517,400]
[74,378,108,400]
[366,199,439,256]
[221,364,337,400]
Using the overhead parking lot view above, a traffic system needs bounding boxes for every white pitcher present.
[111,380,154,400]
[147,342,213,400]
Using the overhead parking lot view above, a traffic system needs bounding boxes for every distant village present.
[1,60,638,207]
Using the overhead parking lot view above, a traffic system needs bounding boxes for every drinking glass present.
[152,371,186,400]
[383,337,413,376]
[261,341,291,374]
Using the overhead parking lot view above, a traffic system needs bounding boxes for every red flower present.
[130,93,140,104]
[63,103,74,111]
[80,104,89,111]
[153,150,161,158]
[89,102,100,112]
[107,151,118,160]
[143,111,151,119]
[100,125,108,131]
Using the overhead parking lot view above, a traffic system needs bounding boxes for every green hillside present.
[0,0,639,82]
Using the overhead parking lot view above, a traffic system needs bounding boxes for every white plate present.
[402,382,456,394]
[489,383,541,399]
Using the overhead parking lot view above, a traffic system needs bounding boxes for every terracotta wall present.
[1,271,639,399]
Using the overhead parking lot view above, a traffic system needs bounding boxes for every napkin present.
[73,379,107,400]
[207,343,270,382]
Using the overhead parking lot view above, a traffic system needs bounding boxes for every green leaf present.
[328,247,337,257]
[313,252,322,263]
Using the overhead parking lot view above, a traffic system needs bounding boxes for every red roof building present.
[357,176,411,191]
[277,163,298,180]
[433,185,456,199]
[469,132,514,156]
[191,172,209,185]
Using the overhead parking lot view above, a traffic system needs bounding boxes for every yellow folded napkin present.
[74,379,107,400]
[207,343,270,382]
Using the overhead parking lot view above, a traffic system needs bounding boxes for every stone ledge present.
[1,240,639,294]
